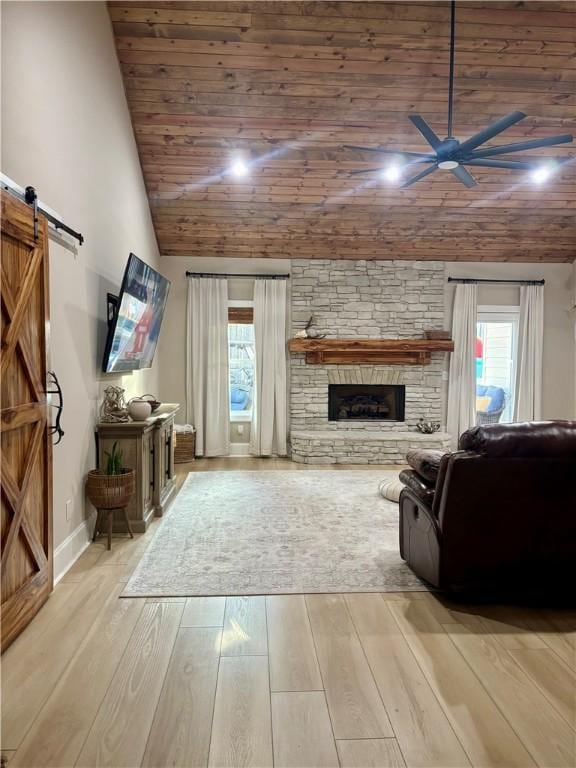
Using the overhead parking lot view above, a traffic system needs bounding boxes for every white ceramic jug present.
[127,398,152,421]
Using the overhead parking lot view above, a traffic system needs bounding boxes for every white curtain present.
[514,284,544,422]
[250,279,288,456]
[447,283,478,444]
[186,277,230,457]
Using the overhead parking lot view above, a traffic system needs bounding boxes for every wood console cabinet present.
[96,404,179,532]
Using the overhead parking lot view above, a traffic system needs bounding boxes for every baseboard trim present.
[53,514,95,585]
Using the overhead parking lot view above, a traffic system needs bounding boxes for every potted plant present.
[86,442,135,510]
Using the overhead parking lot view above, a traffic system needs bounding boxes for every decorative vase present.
[86,469,135,509]
[127,398,152,421]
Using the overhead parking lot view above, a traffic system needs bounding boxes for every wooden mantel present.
[288,338,454,365]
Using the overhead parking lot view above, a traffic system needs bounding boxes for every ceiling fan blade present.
[347,168,384,175]
[457,111,526,155]
[401,164,438,188]
[404,157,438,165]
[347,156,438,176]
[464,158,535,170]
[343,145,435,159]
[450,165,477,188]
[467,134,574,159]
[408,115,442,149]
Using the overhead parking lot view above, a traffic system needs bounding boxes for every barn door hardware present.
[24,186,39,241]
[1,174,84,245]
[46,370,65,445]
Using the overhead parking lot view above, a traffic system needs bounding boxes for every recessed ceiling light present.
[530,165,552,184]
[230,158,249,178]
[438,160,459,170]
[382,165,402,183]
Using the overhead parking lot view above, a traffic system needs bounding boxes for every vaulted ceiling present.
[110,1,576,262]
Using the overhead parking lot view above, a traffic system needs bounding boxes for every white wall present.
[445,262,575,419]
[1,1,161,573]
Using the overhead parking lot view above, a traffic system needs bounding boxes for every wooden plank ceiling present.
[109,1,576,262]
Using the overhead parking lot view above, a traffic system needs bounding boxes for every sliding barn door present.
[1,190,53,651]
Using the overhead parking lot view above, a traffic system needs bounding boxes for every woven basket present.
[86,469,135,509]
[174,430,195,463]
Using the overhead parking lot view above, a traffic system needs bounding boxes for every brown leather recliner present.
[399,421,576,593]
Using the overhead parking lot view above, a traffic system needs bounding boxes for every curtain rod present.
[186,271,289,280]
[1,174,84,245]
[448,277,545,286]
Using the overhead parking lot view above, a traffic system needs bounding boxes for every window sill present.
[230,412,252,423]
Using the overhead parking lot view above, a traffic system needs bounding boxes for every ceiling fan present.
[344,0,574,188]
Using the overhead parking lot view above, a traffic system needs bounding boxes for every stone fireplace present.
[288,259,452,463]
[328,384,405,422]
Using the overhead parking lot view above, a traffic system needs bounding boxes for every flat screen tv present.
[102,253,170,373]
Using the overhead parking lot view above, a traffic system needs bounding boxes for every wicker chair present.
[477,409,504,425]
[476,385,506,425]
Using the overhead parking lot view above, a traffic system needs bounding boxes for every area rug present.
[121,471,426,597]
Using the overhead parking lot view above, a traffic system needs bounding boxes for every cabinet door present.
[164,421,175,484]
[156,423,167,497]
[142,429,153,513]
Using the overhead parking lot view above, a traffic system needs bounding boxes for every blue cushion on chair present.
[476,385,505,413]
[230,387,249,411]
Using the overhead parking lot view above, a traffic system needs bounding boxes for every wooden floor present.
[2,459,575,768]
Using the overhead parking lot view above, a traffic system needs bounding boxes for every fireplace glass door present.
[328,384,405,422]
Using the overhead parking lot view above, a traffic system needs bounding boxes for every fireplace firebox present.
[328,384,405,422]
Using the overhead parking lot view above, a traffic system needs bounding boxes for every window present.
[228,305,255,420]
[476,306,519,425]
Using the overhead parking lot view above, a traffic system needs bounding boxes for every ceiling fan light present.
[438,160,459,170]
[382,164,402,183]
[230,158,250,178]
[530,165,553,184]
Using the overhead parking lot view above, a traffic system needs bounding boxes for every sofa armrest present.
[399,469,435,506]
[399,487,442,588]
[405,449,446,485]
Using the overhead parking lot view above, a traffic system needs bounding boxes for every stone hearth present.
[291,430,452,465]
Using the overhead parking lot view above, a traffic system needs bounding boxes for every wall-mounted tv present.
[102,253,170,373]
